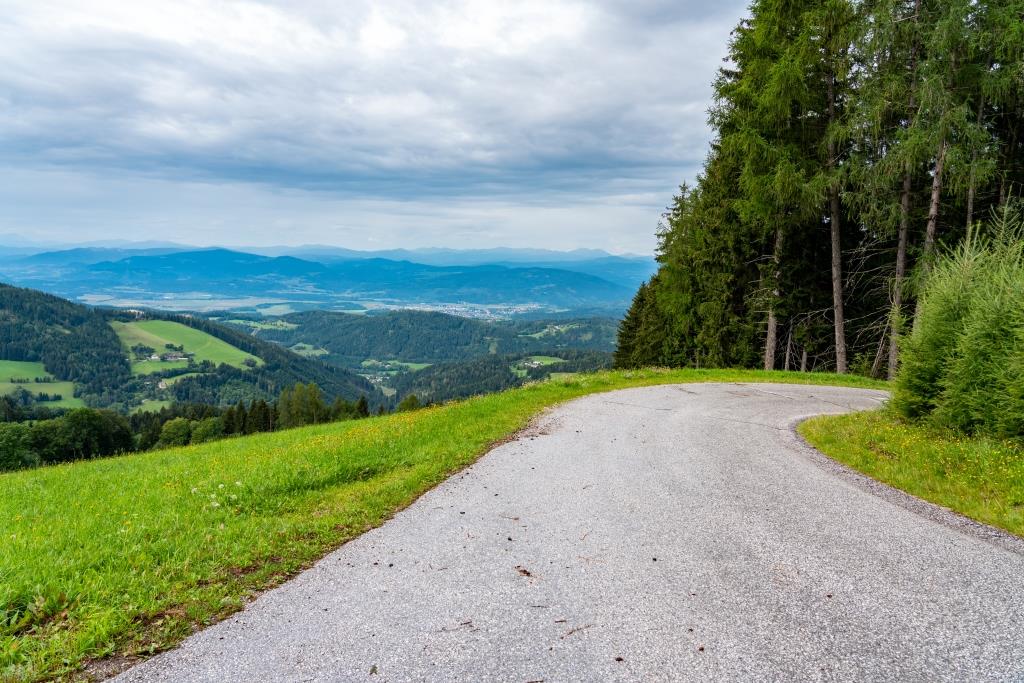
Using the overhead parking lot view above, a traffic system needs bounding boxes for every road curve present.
[115,383,1024,682]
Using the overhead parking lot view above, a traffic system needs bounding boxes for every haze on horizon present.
[1,1,747,255]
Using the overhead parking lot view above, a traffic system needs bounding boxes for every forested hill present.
[0,283,379,410]
[240,310,618,366]
[0,284,131,402]
[616,0,1023,377]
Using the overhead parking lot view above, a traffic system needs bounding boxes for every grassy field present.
[111,321,262,376]
[525,355,563,365]
[511,355,564,378]
[289,343,329,358]
[0,360,85,409]
[225,319,298,332]
[800,410,1024,537]
[163,373,201,387]
[130,400,173,415]
[360,359,431,373]
[0,369,884,682]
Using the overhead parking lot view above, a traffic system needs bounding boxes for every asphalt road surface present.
[115,383,1024,682]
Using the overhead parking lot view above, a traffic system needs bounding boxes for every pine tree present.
[355,395,369,418]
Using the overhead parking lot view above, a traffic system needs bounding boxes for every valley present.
[0,246,654,318]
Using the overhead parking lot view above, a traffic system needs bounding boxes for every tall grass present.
[893,205,1024,441]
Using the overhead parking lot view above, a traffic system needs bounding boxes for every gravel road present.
[115,383,1024,682]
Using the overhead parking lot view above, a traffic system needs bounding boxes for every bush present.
[0,422,38,472]
[893,206,1024,440]
[190,417,224,445]
[27,409,133,464]
[158,417,193,448]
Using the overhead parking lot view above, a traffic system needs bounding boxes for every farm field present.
[0,360,84,409]
[289,343,329,358]
[111,321,262,375]
[360,359,431,373]
[511,355,564,377]
[224,319,299,332]
[130,399,173,414]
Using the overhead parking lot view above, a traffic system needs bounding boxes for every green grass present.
[549,372,578,381]
[360,359,431,372]
[162,373,201,387]
[111,321,262,376]
[0,361,85,409]
[128,359,190,375]
[800,410,1024,538]
[0,361,49,383]
[525,355,563,365]
[0,369,883,681]
[289,343,329,358]
[130,400,173,415]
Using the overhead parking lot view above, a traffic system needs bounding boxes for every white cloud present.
[0,0,747,252]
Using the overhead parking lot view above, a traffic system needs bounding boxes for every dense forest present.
[389,350,612,403]
[239,310,618,367]
[616,0,1023,378]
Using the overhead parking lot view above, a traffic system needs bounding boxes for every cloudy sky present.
[1,0,747,254]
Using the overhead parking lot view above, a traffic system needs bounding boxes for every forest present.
[240,310,618,367]
[388,350,612,403]
[616,0,1023,379]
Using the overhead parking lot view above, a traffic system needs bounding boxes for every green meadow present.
[0,360,84,409]
[111,321,262,375]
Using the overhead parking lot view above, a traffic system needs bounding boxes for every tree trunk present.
[784,323,793,371]
[763,227,784,371]
[827,70,847,374]
[922,137,948,270]
[888,167,911,379]
[966,93,986,229]
[870,318,889,378]
[888,0,921,379]
[829,191,847,373]
[800,349,808,373]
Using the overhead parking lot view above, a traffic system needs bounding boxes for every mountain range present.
[0,245,654,316]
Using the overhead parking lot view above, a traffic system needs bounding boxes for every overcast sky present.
[1,0,747,254]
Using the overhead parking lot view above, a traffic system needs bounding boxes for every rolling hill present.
[0,247,643,315]
[0,284,379,411]
[229,310,618,367]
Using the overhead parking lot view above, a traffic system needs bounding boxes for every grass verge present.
[1,368,883,682]
[800,410,1024,538]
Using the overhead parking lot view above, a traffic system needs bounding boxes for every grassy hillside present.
[0,284,378,411]
[111,320,261,375]
[0,284,132,407]
[0,360,84,409]
[0,369,883,682]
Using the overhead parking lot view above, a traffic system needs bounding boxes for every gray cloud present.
[1,0,746,252]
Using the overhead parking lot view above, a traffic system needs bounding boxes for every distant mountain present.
[260,246,630,264]
[0,248,636,313]
[258,247,657,288]
[14,247,187,266]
